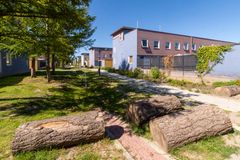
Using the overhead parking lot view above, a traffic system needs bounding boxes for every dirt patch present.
[229,112,240,126]
[223,134,240,148]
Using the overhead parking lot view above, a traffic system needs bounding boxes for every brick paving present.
[104,113,167,160]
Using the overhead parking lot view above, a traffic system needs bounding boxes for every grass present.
[171,131,240,160]
[0,69,148,160]
[212,80,240,88]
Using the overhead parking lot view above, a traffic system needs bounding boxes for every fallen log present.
[12,110,105,154]
[127,95,182,125]
[214,85,240,97]
[150,105,233,152]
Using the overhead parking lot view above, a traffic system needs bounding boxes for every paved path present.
[104,112,173,160]
[102,71,240,112]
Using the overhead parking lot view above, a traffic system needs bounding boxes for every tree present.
[163,55,174,76]
[196,45,231,84]
[0,0,95,81]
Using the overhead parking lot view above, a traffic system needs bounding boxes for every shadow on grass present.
[0,70,142,118]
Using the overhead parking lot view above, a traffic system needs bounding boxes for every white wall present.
[211,45,240,78]
[89,50,95,67]
[112,30,137,69]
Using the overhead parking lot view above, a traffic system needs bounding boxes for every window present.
[165,42,171,49]
[153,41,160,49]
[183,43,189,51]
[175,42,180,50]
[192,43,197,51]
[6,53,12,65]
[128,56,133,64]
[141,39,148,48]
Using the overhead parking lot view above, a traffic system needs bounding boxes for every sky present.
[77,0,240,55]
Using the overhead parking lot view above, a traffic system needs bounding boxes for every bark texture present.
[12,110,105,154]
[150,105,233,152]
[30,57,36,78]
[127,95,182,125]
[214,86,240,97]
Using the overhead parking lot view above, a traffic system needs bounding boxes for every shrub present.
[133,68,144,79]
[104,67,116,73]
[150,67,160,79]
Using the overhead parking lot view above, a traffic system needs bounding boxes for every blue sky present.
[77,0,240,55]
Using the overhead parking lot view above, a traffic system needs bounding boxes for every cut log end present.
[150,105,233,152]
[12,110,105,154]
[127,95,182,125]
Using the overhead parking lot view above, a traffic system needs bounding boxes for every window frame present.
[165,41,171,50]
[153,40,160,49]
[192,43,197,51]
[128,55,133,64]
[175,42,181,50]
[141,39,149,48]
[183,43,189,51]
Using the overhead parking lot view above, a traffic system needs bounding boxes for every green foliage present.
[133,68,144,79]
[167,79,192,87]
[0,0,96,81]
[104,67,116,73]
[196,45,232,84]
[150,67,160,79]
[213,80,240,88]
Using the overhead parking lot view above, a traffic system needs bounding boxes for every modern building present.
[112,26,235,70]
[81,53,90,67]
[89,47,113,67]
[0,51,29,77]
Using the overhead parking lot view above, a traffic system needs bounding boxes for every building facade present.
[89,47,113,67]
[112,27,235,70]
[0,52,29,77]
[81,53,90,67]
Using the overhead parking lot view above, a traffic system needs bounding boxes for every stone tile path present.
[103,112,173,160]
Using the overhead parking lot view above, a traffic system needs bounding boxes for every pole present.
[98,50,101,76]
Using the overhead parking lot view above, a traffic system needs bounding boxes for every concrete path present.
[102,71,240,112]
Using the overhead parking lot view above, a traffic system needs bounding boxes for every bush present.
[104,67,116,73]
[167,79,194,87]
[150,67,160,79]
[133,68,144,79]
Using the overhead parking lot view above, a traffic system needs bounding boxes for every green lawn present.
[0,70,148,160]
[1,69,239,160]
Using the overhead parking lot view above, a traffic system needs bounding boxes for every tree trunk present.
[30,57,36,78]
[51,53,55,75]
[127,95,182,125]
[149,105,233,152]
[61,60,65,69]
[12,110,105,154]
[46,47,51,82]
[214,86,240,97]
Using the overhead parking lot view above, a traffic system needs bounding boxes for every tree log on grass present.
[12,110,105,154]
[214,85,240,97]
[127,95,182,125]
[150,105,233,152]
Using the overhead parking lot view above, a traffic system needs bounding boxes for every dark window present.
[141,39,148,48]
[154,41,160,49]
[175,42,180,50]
[165,42,171,49]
